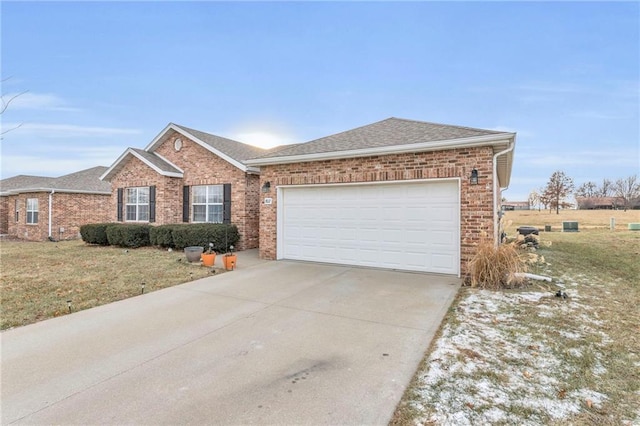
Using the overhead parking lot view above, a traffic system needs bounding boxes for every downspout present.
[48,190,55,239]
[493,140,515,246]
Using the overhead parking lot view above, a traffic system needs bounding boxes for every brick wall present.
[6,192,110,241]
[107,131,260,250]
[0,196,8,234]
[258,147,495,274]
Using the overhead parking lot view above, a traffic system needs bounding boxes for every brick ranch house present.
[246,118,516,276]
[100,123,268,250]
[3,118,515,277]
[0,167,111,241]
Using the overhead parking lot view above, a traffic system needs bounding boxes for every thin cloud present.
[3,122,142,138]
[3,92,81,112]
[523,150,639,167]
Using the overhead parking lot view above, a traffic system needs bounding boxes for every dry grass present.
[0,239,223,330]
[505,209,640,231]
[467,240,527,289]
[392,211,640,425]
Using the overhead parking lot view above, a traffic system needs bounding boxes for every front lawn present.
[0,240,219,330]
[392,212,639,425]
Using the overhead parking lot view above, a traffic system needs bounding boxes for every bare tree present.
[528,190,540,211]
[598,178,614,197]
[615,175,640,211]
[575,181,597,198]
[1,77,27,137]
[538,187,551,212]
[543,171,574,215]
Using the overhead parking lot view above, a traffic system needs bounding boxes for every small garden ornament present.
[201,242,216,267]
[223,245,237,271]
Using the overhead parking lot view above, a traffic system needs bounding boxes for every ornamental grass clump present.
[468,240,527,289]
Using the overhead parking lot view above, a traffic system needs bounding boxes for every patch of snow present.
[409,282,613,425]
[559,330,582,340]
[568,347,583,357]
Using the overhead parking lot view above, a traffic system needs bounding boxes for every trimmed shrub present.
[80,223,116,246]
[149,225,179,247]
[467,240,527,289]
[170,224,239,252]
[106,224,150,248]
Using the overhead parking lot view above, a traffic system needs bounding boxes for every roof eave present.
[245,133,516,166]
[0,188,111,195]
[100,148,184,181]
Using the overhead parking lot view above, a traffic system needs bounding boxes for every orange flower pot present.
[201,253,216,267]
[223,254,237,270]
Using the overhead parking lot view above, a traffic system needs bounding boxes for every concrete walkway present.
[1,251,460,425]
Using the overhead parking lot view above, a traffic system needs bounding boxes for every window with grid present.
[26,198,39,224]
[192,185,223,223]
[125,187,149,221]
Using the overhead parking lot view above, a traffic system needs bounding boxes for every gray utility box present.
[562,221,579,232]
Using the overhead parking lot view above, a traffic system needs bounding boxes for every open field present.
[503,208,639,232]
[0,240,221,330]
[393,211,640,425]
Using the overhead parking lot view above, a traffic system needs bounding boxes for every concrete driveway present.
[1,251,460,425]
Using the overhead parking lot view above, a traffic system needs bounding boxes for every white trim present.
[26,197,39,225]
[493,140,515,246]
[154,152,184,174]
[100,148,183,181]
[246,133,515,166]
[276,185,284,261]
[48,190,54,238]
[145,123,250,173]
[275,177,461,276]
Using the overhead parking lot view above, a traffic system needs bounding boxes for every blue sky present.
[1,1,638,201]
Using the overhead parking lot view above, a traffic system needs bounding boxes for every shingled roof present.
[0,166,111,195]
[245,117,516,187]
[250,117,506,160]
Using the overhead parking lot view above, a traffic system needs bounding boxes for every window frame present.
[192,185,224,223]
[26,198,39,225]
[125,187,150,222]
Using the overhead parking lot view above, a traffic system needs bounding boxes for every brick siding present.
[258,147,495,275]
[0,196,8,234]
[5,192,111,241]
[108,130,260,250]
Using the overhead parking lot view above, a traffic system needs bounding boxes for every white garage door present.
[278,180,460,275]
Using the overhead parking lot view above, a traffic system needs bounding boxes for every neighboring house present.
[246,117,516,277]
[0,167,111,241]
[100,123,268,250]
[502,201,530,211]
[575,196,625,210]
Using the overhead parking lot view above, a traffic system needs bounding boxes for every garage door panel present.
[280,180,459,275]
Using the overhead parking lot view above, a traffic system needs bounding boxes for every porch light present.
[262,181,271,193]
[470,168,479,185]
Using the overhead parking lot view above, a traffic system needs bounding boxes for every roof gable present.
[100,148,183,181]
[144,123,268,173]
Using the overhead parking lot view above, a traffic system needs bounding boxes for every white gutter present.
[493,140,515,246]
[48,190,55,238]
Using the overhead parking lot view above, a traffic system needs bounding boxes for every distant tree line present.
[529,172,639,214]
